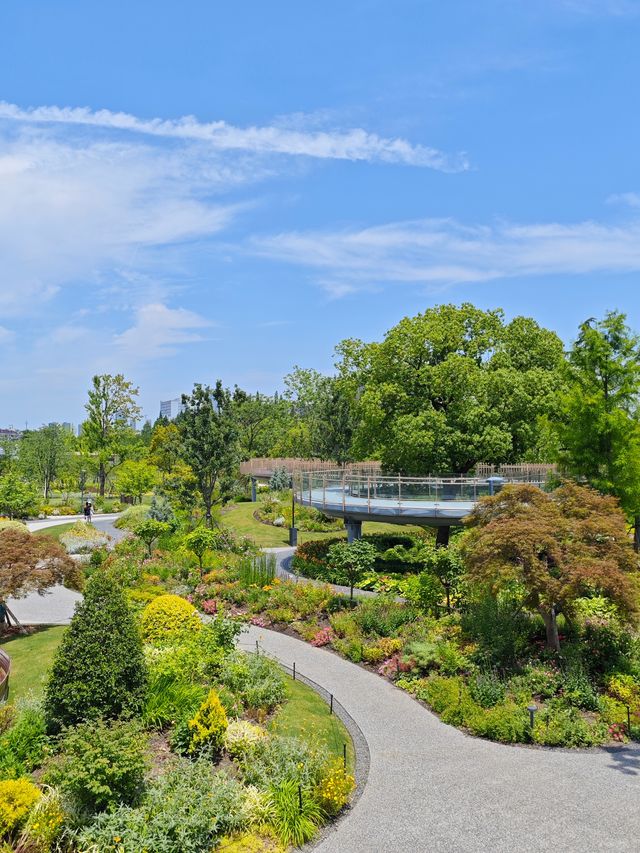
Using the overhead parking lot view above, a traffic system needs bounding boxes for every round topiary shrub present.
[44,571,147,733]
[140,594,202,645]
[0,778,41,839]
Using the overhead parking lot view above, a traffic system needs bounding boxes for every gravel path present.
[240,624,640,852]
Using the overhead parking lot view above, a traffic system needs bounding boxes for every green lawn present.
[270,675,355,771]
[33,522,77,541]
[0,626,66,702]
[223,500,423,547]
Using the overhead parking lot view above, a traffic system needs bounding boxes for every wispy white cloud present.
[607,191,640,208]
[115,302,213,360]
[0,102,468,172]
[252,215,640,295]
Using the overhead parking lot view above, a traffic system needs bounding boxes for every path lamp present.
[626,704,632,738]
[289,481,298,547]
[527,703,538,730]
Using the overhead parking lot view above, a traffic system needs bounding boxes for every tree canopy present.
[462,482,639,650]
[0,527,81,602]
[336,303,565,474]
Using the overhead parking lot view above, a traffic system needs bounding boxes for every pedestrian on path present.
[83,501,93,523]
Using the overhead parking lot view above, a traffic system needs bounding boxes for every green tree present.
[149,422,183,477]
[336,304,565,473]
[183,527,220,575]
[134,519,170,557]
[18,424,72,500]
[462,482,638,651]
[44,571,147,732]
[556,311,640,548]
[422,543,464,614]
[231,388,291,458]
[327,539,377,600]
[116,460,158,504]
[179,383,238,527]
[82,374,141,497]
[0,473,39,518]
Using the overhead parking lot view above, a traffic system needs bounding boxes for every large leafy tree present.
[0,527,81,604]
[276,368,356,464]
[0,473,39,518]
[115,460,158,504]
[82,374,141,496]
[149,423,182,478]
[19,424,72,500]
[231,388,291,459]
[336,303,565,474]
[462,482,638,651]
[556,311,640,548]
[179,382,238,527]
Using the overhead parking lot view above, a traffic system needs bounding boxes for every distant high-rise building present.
[160,398,183,420]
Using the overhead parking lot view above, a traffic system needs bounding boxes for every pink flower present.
[201,599,218,615]
[311,627,334,647]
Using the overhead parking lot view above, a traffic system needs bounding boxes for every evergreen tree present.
[44,571,147,732]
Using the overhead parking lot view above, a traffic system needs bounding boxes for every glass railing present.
[294,468,548,515]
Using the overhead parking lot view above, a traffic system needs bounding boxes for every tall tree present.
[336,304,565,474]
[19,424,72,500]
[231,388,290,458]
[82,375,141,497]
[149,422,182,477]
[462,483,638,651]
[179,382,238,527]
[556,311,640,548]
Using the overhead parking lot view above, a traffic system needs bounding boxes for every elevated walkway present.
[295,468,546,541]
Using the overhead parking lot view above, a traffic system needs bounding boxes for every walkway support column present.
[435,525,450,548]
[345,519,362,543]
[251,477,257,502]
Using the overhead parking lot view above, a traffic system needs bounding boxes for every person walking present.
[83,501,93,523]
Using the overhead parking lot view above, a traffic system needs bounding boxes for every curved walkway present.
[240,624,640,853]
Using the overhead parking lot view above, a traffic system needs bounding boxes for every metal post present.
[293,662,296,681]
[330,694,334,715]
[343,743,347,770]
[298,784,303,813]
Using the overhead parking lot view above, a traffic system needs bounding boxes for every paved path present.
[265,546,379,599]
[240,624,640,853]
[6,515,125,625]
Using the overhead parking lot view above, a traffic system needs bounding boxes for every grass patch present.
[33,522,77,541]
[270,675,355,771]
[223,500,422,547]
[0,626,66,702]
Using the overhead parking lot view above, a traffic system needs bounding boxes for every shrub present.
[469,671,506,708]
[532,705,608,748]
[224,720,268,758]
[314,758,355,816]
[462,593,535,669]
[217,652,286,714]
[267,779,323,847]
[0,778,41,839]
[0,520,27,533]
[44,571,147,732]
[76,759,250,853]
[465,702,530,743]
[583,619,632,678]
[352,597,419,637]
[0,701,50,779]
[134,519,171,557]
[175,689,228,758]
[238,735,328,790]
[140,594,202,645]
[606,673,640,709]
[45,718,148,815]
[114,505,149,530]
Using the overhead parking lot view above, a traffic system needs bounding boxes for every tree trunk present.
[634,515,640,553]
[540,607,560,651]
[99,462,106,497]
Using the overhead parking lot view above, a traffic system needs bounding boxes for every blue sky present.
[2,0,640,427]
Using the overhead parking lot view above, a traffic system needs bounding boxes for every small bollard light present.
[527,703,538,729]
[626,704,632,736]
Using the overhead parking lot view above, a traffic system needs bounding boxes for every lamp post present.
[527,703,538,730]
[289,480,298,547]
